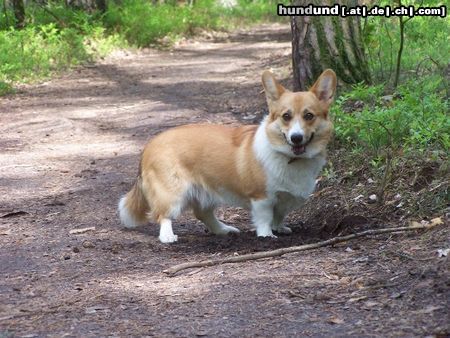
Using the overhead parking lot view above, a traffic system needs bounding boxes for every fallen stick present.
[69,227,96,235]
[163,223,438,276]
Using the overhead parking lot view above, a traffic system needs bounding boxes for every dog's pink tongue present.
[293,145,305,155]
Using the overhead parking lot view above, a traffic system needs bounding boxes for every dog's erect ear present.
[310,69,337,106]
[262,71,285,101]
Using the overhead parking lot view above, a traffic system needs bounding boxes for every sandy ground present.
[0,24,448,337]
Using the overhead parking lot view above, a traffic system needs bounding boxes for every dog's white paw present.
[214,224,240,235]
[258,233,278,238]
[256,229,277,238]
[159,234,178,244]
[274,226,292,235]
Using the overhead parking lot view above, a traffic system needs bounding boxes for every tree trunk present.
[66,0,107,12]
[291,0,371,91]
[3,0,11,27]
[96,0,107,13]
[393,15,404,89]
[12,0,25,29]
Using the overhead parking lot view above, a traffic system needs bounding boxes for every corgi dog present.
[118,69,336,243]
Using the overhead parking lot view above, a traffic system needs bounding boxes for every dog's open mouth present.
[292,145,306,155]
[284,132,315,156]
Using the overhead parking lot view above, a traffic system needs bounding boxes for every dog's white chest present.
[266,156,324,199]
[253,121,326,201]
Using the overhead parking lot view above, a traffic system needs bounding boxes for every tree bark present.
[12,0,25,29]
[96,0,107,13]
[393,15,404,89]
[291,0,371,91]
[66,0,107,12]
[393,0,413,89]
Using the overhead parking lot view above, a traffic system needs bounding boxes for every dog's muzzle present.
[283,132,315,155]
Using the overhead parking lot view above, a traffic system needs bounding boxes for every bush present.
[332,75,449,161]
[0,25,84,82]
[331,10,449,175]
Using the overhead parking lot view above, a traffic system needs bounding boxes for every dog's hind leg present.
[144,173,185,244]
[154,197,186,244]
[193,206,240,235]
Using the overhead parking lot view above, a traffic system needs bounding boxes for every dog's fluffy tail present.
[118,178,149,228]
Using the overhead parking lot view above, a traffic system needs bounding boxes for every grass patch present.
[0,22,125,84]
[0,81,14,95]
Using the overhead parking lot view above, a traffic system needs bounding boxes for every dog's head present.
[261,69,336,159]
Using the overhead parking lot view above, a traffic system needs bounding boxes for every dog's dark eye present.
[282,112,292,122]
[304,111,315,120]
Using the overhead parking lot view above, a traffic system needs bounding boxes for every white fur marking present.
[118,195,139,228]
[251,199,276,238]
[196,208,240,235]
[288,121,304,141]
[159,218,178,243]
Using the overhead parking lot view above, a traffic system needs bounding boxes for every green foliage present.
[333,11,449,196]
[0,24,84,82]
[332,76,449,159]
[344,82,384,104]
[0,22,124,84]
[103,0,278,47]
[232,0,280,23]
[0,0,279,91]
[364,13,449,86]
[0,81,14,95]
[104,0,208,47]
[332,71,448,212]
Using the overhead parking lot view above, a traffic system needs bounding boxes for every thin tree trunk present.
[393,15,404,89]
[393,0,419,88]
[12,0,25,29]
[291,0,371,90]
[3,0,10,27]
[95,0,107,13]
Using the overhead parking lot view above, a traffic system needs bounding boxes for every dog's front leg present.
[251,199,276,238]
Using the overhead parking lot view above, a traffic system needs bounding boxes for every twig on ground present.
[163,223,439,277]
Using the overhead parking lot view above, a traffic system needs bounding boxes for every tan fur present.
[124,178,149,224]
[265,91,333,151]
[139,124,266,222]
[262,69,335,159]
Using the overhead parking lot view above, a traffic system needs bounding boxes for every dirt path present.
[1,24,448,337]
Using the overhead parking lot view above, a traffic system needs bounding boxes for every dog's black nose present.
[290,133,303,144]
